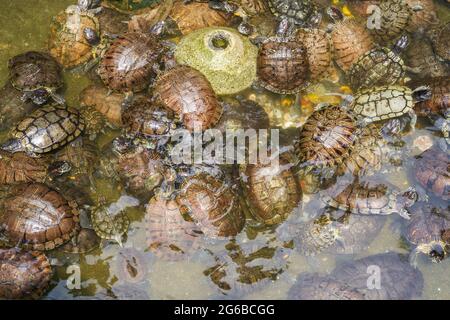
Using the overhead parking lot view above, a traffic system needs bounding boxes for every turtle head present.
[78,0,101,11]
[429,242,447,263]
[275,17,295,37]
[48,161,72,178]
[1,139,24,154]
[392,35,409,54]
[111,136,133,155]
[208,0,238,14]
[400,187,419,209]
[326,6,344,23]
[412,85,432,102]
[29,88,50,105]
[83,27,100,46]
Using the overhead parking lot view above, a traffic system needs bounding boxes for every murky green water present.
[0,0,449,300]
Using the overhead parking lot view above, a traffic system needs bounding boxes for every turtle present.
[240,156,302,226]
[145,193,203,261]
[328,7,375,72]
[348,85,432,129]
[287,273,365,300]
[347,35,408,90]
[60,228,101,254]
[296,105,359,174]
[296,27,332,82]
[426,21,450,62]
[0,248,52,299]
[0,151,71,185]
[176,173,245,238]
[95,5,130,37]
[97,32,165,94]
[78,105,107,140]
[8,51,64,105]
[48,0,105,69]
[0,83,38,132]
[113,247,150,284]
[404,203,450,266]
[153,65,223,131]
[267,0,321,27]
[256,34,310,94]
[321,179,418,219]
[331,252,424,300]
[79,84,125,127]
[1,104,85,157]
[413,147,449,201]
[0,183,80,251]
[404,0,439,33]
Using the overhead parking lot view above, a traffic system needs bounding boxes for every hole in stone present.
[210,33,230,50]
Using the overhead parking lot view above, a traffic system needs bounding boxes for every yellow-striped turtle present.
[1,104,85,157]
[267,0,321,27]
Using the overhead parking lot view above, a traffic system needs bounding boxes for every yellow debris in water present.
[339,85,353,94]
[342,5,353,17]
[332,0,340,5]
[281,97,294,108]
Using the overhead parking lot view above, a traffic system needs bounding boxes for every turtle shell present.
[0,151,49,184]
[241,156,302,225]
[350,85,414,122]
[48,5,100,68]
[0,183,80,251]
[405,0,438,32]
[239,0,270,16]
[331,252,424,300]
[0,248,52,299]
[176,173,245,238]
[0,83,37,131]
[60,228,100,254]
[8,51,63,93]
[216,98,269,132]
[98,32,163,93]
[296,28,332,82]
[288,273,365,300]
[97,6,130,36]
[257,37,309,94]
[154,65,223,131]
[414,147,449,201]
[91,204,130,245]
[122,95,176,137]
[296,105,358,169]
[145,194,203,261]
[169,1,232,35]
[348,47,405,90]
[331,19,374,72]
[267,0,319,26]
[427,22,450,61]
[413,77,449,117]
[370,0,411,44]
[6,104,85,155]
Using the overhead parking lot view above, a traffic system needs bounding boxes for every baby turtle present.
[349,85,432,129]
[322,180,418,219]
[8,51,64,105]
[296,105,359,174]
[0,183,80,251]
[176,173,245,238]
[404,203,450,266]
[1,104,85,157]
[267,0,321,27]
[256,35,309,94]
[145,194,203,261]
[347,35,408,90]
[216,97,269,132]
[0,249,52,299]
[0,83,38,131]
[413,147,449,201]
[426,21,450,62]
[288,273,365,300]
[331,252,424,300]
[370,0,412,44]
[98,32,164,94]
[153,65,223,131]
[241,156,302,226]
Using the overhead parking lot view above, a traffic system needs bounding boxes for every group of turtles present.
[0,0,449,300]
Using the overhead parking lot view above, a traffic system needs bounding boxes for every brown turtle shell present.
[98,32,163,93]
[0,83,38,131]
[154,65,223,131]
[60,228,100,254]
[257,37,309,94]
[0,183,80,251]
[242,156,302,225]
[296,28,332,82]
[145,194,203,261]
[0,151,49,184]
[413,77,449,117]
[331,19,374,72]
[296,105,358,169]
[405,0,438,32]
[176,173,245,238]
[414,148,449,201]
[427,21,450,61]
[370,0,411,44]
[0,248,52,299]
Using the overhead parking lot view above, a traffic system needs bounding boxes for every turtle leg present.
[398,208,411,220]
[408,248,420,268]
[49,91,66,105]
[408,110,417,131]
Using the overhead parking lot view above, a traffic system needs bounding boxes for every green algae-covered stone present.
[174,27,258,95]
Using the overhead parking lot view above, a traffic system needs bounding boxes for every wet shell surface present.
[0,151,49,184]
[0,249,52,299]
[427,21,450,61]
[413,76,449,117]
[405,0,438,32]
[153,65,222,131]
[267,0,320,26]
[370,0,411,44]
[60,228,100,254]
[91,204,130,245]
[0,83,37,131]
[0,183,80,251]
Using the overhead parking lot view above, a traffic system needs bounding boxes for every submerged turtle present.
[241,156,302,226]
[349,85,432,129]
[348,35,408,90]
[1,104,85,157]
[288,273,365,300]
[0,183,80,251]
[331,252,424,300]
[60,228,101,254]
[176,173,244,238]
[145,194,203,261]
[404,203,450,266]
[113,247,150,284]
[0,249,52,299]
[153,65,223,131]
[426,21,450,62]
[267,0,321,27]
[413,147,449,201]
[322,180,418,219]
[216,97,269,132]
[405,0,439,32]
[0,83,38,131]
[8,51,64,105]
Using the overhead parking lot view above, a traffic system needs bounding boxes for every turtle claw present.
[398,209,411,220]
